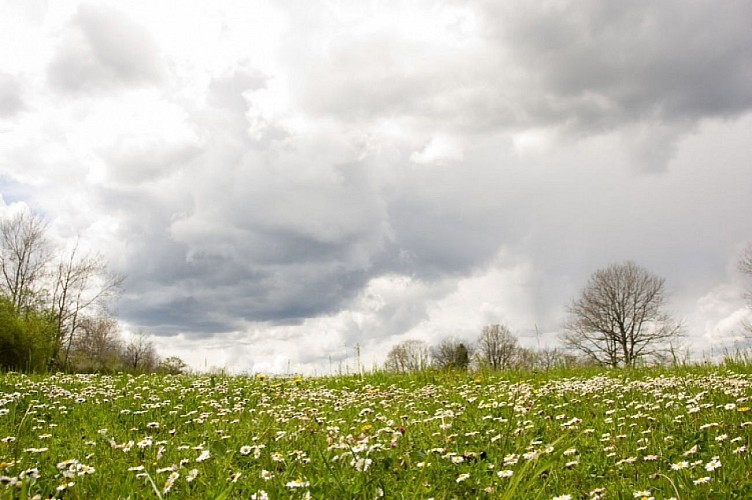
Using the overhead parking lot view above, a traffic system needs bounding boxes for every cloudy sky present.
[2,0,752,374]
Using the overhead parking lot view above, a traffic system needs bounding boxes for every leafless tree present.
[477,324,518,370]
[384,339,430,373]
[122,330,159,373]
[536,347,580,370]
[71,315,123,372]
[431,337,472,371]
[740,244,752,334]
[50,240,124,366]
[0,210,51,312]
[561,261,683,368]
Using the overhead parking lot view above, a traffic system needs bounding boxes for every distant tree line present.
[384,324,581,373]
[0,209,187,374]
[384,257,752,373]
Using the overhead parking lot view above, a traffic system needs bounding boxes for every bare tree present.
[122,330,159,373]
[0,210,51,312]
[536,347,579,370]
[561,261,683,368]
[740,244,752,334]
[71,315,122,372]
[477,324,518,370]
[431,337,472,371]
[384,339,430,373]
[50,240,124,366]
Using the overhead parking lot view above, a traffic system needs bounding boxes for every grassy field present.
[1,364,751,499]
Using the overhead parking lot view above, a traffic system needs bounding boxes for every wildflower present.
[633,490,652,499]
[589,488,606,498]
[552,495,572,500]
[78,464,95,475]
[563,448,577,456]
[683,445,698,456]
[0,476,17,488]
[229,472,241,483]
[565,460,579,468]
[670,461,689,470]
[271,452,284,462]
[351,457,372,472]
[497,469,513,478]
[57,481,75,492]
[693,476,711,485]
[240,445,252,456]
[20,468,40,479]
[733,445,747,454]
[0,437,15,443]
[456,473,470,483]
[147,422,160,429]
[186,469,199,482]
[286,478,310,489]
[643,455,659,461]
[704,456,721,471]
[57,459,79,470]
[163,475,177,494]
[196,450,210,462]
[260,469,274,481]
[251,491,269,500]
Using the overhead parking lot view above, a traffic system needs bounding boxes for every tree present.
[477,324,518,370]
[70,315,123,372]
[0,296,56,372]
[122,330,159,373]
[50,241,124,366]
[431,338,472,371]
[159,356,189,375]
[561,261,682,368]
[0,210,51,312]
[384,340,430,373]
[740,244,752,334]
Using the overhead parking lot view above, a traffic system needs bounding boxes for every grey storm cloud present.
[293,0,752,171]
[47,4,164,94]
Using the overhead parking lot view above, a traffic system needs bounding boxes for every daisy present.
[286,478,310,489]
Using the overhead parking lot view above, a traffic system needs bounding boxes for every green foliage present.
[159,356,189,375]
[0,297,55,372]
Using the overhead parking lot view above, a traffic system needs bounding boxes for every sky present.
[1,0,751,375]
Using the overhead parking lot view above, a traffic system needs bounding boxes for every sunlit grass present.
[1,363,751,498]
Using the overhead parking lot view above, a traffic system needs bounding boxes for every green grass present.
[1,364,751,499]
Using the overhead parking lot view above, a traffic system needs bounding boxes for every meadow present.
[1,364,750,499]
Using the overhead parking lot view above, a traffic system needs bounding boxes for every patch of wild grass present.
[0,364,751,499]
